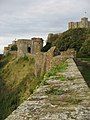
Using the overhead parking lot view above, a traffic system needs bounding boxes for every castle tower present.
[16,38,43,56]
[68,17,90,29]
[68,22,75,29]
[16,39,32,56]
[31,38,43,54]
[81,17,88,28]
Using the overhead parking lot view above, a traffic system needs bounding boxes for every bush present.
[42,28,90,57]
[79,38,90,57]
[11,45,18,51]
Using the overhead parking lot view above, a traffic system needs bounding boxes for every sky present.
[0,0,90,54]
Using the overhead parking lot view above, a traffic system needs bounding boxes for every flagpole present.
[84,12,87,17]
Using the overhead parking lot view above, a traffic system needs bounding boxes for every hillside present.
[0,54,43,120]
[42,28,90,57]
[0,28,90,120]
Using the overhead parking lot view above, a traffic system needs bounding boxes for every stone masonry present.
[34,48,76,77]
[5,58,90,120]
[68,17,90,29]
[4,38,43,56]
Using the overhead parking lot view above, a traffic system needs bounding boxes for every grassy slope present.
[0,54,42,120]
[42,28,90,57]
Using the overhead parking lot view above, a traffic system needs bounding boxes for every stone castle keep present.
[4,37,43,56]
[68,17,90,29]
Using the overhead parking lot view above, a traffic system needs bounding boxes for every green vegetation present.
[77,57,90,62]
[79,38,90,57]
[0,54,43,120]
[78,65,90,87]
[76,57,90,87]
[42,61,67,86]
[42,28,90,57]
[44,61,68,79]
[11,44,18,51]
[0,28,90,119]
[45,87,65,95]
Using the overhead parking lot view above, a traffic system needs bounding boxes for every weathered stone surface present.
[35,47,56,76]
[4,38,43,56]
[5,58,90,120]
[68,17,90,29]
[35,48,76,77]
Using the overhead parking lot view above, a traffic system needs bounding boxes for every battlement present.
[68,17,90,29]
[4,37,43,56]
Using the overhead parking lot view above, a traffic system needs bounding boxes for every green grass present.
[44,61,68,80]
[80,57,90,62]
[43,28,90,57]
[79,65,90,87]
[0,54,43,120]
[77,57,90,87]
[42,61,67,86]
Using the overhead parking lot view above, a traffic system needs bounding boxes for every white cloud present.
[0,0,90,53]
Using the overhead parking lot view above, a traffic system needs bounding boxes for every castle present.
[4,17,90,56]
[4,37,43,56]
[68,17,90,29]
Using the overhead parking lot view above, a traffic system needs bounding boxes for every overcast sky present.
[0,0,90,53]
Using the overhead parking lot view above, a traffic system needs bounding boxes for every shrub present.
[11,45,18,51]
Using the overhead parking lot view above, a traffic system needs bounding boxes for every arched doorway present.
[27,47,31,53]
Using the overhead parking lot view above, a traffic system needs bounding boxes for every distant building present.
[17,38,43,56]
[4,38,43,56]
[68,17,90,29]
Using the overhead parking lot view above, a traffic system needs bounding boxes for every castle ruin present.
[4,17,90,56]
[68,17,90,29]
[4,37,43,56]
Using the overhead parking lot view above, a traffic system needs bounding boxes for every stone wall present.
[8,51,17,57]
[5,58,90,120]
[34,48,76,77]
[34,47,56,77]
[17,38,43,57]
[4,38,43,57]
[4,47,10,55]
[68,17,90,29]
[17,39,31,57]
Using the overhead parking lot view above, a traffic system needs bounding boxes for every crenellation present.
[68,17,90,29]
[4,38,43,56]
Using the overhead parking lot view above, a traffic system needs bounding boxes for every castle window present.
[27,47,31,53]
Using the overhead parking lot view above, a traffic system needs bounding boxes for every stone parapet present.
[5,58,90,120]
